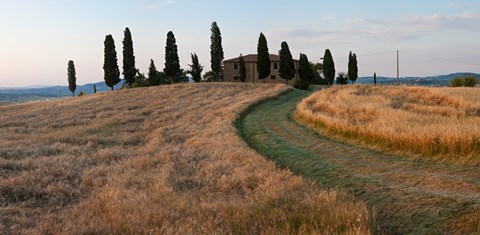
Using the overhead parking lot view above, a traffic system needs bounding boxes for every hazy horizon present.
[2,71,480,89]
[1,0,480,87]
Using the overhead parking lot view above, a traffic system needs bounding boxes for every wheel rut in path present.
[237,89,480,234]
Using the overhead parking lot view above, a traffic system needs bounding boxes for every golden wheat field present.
[0,83,371,234]
[297,85,480,162]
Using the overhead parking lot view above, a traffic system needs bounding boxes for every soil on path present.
[237,88,480,234]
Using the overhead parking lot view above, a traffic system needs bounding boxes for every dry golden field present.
[297,85,480,162]
[0,83,371,234]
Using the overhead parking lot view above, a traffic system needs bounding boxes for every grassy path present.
[237,89,480,234]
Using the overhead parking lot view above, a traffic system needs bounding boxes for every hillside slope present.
[297,85,480,159]
[0,83,371,234]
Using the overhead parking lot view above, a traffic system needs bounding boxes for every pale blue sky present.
[1,0,480,86]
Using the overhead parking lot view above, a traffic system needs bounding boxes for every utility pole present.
[397,50,399,85]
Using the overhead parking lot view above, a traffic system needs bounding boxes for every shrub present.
[294,79,310,90]
[451,78,463,87]
[336,72,349,85]
[77,91,86,97]
[129,72,147,88]
[463,77,477,87]
[452,77,477,87]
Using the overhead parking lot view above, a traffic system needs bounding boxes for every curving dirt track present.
[237,89,480,234]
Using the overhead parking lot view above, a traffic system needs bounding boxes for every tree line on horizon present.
[66,22,360,96]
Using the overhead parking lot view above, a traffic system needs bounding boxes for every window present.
[273,63,278,70]
[234,63,239,70]
[234,76,240,80]
[270,75,276,80]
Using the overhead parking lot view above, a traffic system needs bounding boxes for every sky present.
[1,0,480,87]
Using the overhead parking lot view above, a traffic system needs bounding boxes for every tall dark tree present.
[348,51,358,84]
[148,59,158,81]
[103,34,120,91]
[257,33,270,83]
[323,49,335,85]
[148,59,160,85]
[164,31,181,83]
[67,60,76,97]
[279,41,296,85]
[373,72,377,85]
[188,53,203,82]
[239,54,247,83]
[298,53,313,83]
[122,27,137,87]
[210,21,224,81]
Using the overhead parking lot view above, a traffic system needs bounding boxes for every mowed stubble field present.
[0,83,372,234]
[297,85,480,163]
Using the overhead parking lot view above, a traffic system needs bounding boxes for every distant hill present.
[356,72,480,86]
[0,81,124,102]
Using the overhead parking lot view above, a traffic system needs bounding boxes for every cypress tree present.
[323,49,335,85]
[93,84,97,94]
[279,41,296,85]
[188,53,203,82]
[348,51,358,84]
[210,22,224,81]
[374,72,377,85]
[298,53,313,83]
[122,27,137,87]
[164,31,181,83]
[257,33,270,83]
[239,54,247,83]
[148,59,160,85]
[148,59,158,81]
[103,34,120,91]
[67,60,76,97]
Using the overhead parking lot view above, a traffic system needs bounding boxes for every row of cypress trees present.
[253,33,297,85]
[68,22,224,96]
[67,28,134,97]
[250,33,359,88]
[103,28,181,89]
[67,23,359,96]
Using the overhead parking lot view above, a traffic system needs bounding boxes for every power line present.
[401,50,480,67]
[361,50,397,57]
[335,50,396,59]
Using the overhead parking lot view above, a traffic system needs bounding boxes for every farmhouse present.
[224,54,300,84]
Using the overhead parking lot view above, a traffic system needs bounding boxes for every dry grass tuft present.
[297,85,480,161]
[0,83,372,234]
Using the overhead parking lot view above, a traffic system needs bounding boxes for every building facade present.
[223,54,299,84]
